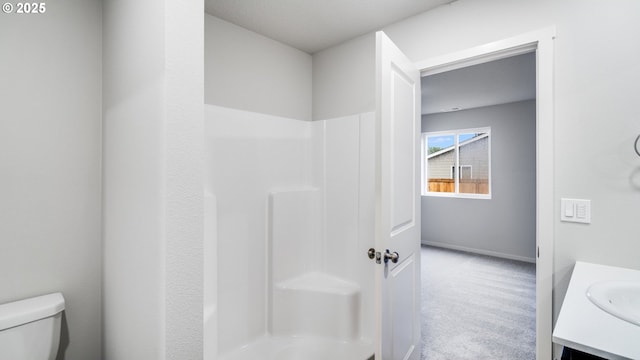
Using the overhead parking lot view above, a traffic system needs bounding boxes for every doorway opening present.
[420,51,536,359]
[414,27,555,360]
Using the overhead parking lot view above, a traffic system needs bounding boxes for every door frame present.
[414,27,556,360]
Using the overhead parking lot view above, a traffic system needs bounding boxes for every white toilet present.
[0,293,65,360]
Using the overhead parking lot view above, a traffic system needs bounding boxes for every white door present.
[374,31,421,360]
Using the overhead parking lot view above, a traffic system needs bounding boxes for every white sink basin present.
[586,281,640,326]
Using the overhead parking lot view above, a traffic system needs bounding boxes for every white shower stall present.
[203,105,376,360]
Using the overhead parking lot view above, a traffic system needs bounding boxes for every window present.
[422,127,491,198]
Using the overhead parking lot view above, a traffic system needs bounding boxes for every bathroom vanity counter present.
[553,261,640,360]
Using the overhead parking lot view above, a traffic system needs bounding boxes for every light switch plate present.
[561,198,591,224]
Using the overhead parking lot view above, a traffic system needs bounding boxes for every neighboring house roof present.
[427,133,489,159]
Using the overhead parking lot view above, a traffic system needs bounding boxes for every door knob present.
[384,249,399,264]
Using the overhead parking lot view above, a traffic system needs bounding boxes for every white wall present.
[0,1,102,359]
[382,0,640,327]
[103,0,203,359]
[312,34,376,121]
[422,101,536,261]
[205,15,312,121]
[164,2,205,359]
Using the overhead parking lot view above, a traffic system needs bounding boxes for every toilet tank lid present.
[0,293,65,331]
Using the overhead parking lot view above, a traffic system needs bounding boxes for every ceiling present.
[204,0,453,54]
[421,52,536,115]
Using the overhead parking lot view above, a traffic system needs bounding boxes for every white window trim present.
[422,127,491,199]
[451,165,472,180]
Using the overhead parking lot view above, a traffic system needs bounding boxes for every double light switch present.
[561,198,591,224]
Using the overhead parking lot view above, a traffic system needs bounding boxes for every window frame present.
[451,164,472,180]
[422,127,492,199]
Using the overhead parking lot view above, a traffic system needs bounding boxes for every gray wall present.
[0,0,102,359]
[422,101,536,261]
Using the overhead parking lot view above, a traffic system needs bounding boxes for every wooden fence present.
[427,178,489,195]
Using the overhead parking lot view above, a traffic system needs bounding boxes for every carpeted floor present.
[421,245,536,360]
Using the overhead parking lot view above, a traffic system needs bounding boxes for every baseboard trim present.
[422,240,536,264]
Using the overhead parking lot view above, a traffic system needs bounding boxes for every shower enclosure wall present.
[204,105,376,360]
